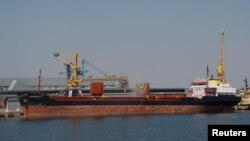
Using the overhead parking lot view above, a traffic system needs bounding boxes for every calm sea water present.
[0,111,250,141]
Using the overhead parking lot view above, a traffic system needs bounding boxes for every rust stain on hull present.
[22,105,228,119]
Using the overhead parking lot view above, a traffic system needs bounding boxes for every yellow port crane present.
[54,51,128,88]
[217,28,226,83]
[54,52,81,87]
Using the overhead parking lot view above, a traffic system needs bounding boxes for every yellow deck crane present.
[217,28,226,83]
[53,51,128,89]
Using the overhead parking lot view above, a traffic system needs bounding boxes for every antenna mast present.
[243,78,248,90]
[206,65,211,78]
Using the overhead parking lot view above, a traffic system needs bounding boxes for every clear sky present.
[0,0,249,88]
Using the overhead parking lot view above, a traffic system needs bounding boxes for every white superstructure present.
[189,79,236,97]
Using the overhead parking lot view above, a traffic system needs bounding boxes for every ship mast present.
[217,28,226,83]
[38,68,42,92]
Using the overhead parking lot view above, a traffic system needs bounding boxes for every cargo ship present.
[17,29,240,119]
[18,82,240,119]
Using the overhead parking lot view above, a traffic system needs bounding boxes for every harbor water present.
[0,111,250,141]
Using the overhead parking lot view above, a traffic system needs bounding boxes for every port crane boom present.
[82,59,107,76]
[54,52,128,88]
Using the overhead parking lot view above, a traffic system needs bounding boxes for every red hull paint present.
[22,105,228,119]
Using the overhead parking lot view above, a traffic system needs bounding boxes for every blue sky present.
[0,0,250,88]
